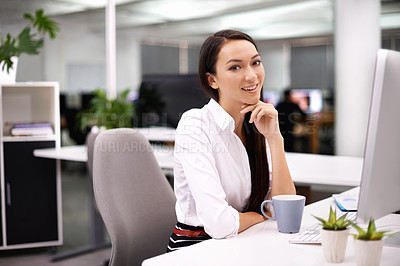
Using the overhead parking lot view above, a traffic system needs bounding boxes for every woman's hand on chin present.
[240,101,282,141]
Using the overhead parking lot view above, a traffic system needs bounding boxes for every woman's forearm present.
[267,135,296,197]
[238,211,266,233]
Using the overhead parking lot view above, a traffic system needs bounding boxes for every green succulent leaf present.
[350,218,397,240]
[313,206,351,230]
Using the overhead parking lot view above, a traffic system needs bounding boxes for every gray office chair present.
[92,128,176,266]
[86,131,99,175]
[86,131,109,248]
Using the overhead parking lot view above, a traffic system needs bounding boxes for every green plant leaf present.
[313,215,328,225]
[328,206,336,224]
[366,218,376,236]
[350,218,397,240]
[17,27,43,55]
[77,88,135,130]
[0,34,20,72]
[313,206,351,230]
[24,9,60,39]
[1,9,59,74]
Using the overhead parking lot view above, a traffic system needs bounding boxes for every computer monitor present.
[135,74,209,128]
[263,90,281,107]
[290,88,323,113]
[356,50,400,232]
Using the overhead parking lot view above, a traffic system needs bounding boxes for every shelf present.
[2,135,57,142]
[0,82,62,250]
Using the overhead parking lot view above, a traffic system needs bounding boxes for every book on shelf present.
[7,122,54,136]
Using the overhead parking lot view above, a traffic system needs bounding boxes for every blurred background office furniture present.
[60,92,95,145]
[92,128,176,266]
[0,82,62,250]
[135,74,209,128]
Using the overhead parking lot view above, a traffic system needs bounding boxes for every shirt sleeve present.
[174,111,239,239]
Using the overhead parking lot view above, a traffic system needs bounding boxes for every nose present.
[245,67,257,82]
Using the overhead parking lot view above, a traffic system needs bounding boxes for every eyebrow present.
[225,54,261,65]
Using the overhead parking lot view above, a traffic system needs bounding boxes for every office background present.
[1,0,399,156]
[1,0,400,264]
[1,0,400,156]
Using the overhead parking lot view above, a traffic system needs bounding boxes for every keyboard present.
[289,212,357,244]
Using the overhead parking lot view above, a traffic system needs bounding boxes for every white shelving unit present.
[0,82,62,250]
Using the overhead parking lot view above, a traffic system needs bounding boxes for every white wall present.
[43,17,106,93]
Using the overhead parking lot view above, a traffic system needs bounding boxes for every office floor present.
[0,162,111,266]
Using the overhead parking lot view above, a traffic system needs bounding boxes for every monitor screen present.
[290,88,323,113]
[135,74,209,128]
[263,90,281,107]
[357,50,400,230]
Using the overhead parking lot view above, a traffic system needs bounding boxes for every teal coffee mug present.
[261,195,305,234]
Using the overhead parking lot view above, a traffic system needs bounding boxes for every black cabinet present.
[3,141,59,245]
[0,82,61,250]
[0,184,2,246]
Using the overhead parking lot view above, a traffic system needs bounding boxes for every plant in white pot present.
[350,218,398,266]
[313,206,352,263]
[0,9,59,81]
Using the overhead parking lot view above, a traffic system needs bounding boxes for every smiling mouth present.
[242,84,258,92]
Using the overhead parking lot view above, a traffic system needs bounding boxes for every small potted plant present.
[77,88,135,131]
[313,206,352,263]
[350,218,397,266]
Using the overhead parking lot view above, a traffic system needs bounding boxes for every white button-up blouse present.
[173,99,272,239]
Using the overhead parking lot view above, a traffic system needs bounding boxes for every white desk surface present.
[33,144,174,169]
[142,191,400,266]
[33,127,363,186]
[136,127,176,142]
[34,146,362,186]
[285,152,363,187]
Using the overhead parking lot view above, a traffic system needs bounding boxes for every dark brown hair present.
[198,29,269,214]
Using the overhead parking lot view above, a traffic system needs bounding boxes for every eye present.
[253,60,262,66]
[229,65,241,71]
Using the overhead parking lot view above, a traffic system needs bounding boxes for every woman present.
[167,30,296,252]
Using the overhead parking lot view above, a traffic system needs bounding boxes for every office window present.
[290,45,333,91]
[141,45,180,75]
[382,39,392,50]
[396,38,400,52]
[67,63,105,93]
[188,47,200,74]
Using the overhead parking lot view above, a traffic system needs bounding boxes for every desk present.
[33,144,174,169]
[285,152,362,187]
[34,147,362,187]
[142,193,400,266]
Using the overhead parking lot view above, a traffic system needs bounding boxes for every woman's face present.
[208,39,265,108]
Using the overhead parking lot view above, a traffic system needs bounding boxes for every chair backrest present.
[92,128,176,266]
[86,131,99,175]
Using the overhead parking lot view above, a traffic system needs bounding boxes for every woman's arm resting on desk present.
[238,212,267,233]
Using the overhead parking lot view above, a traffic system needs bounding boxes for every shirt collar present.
[207,98,235,132]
